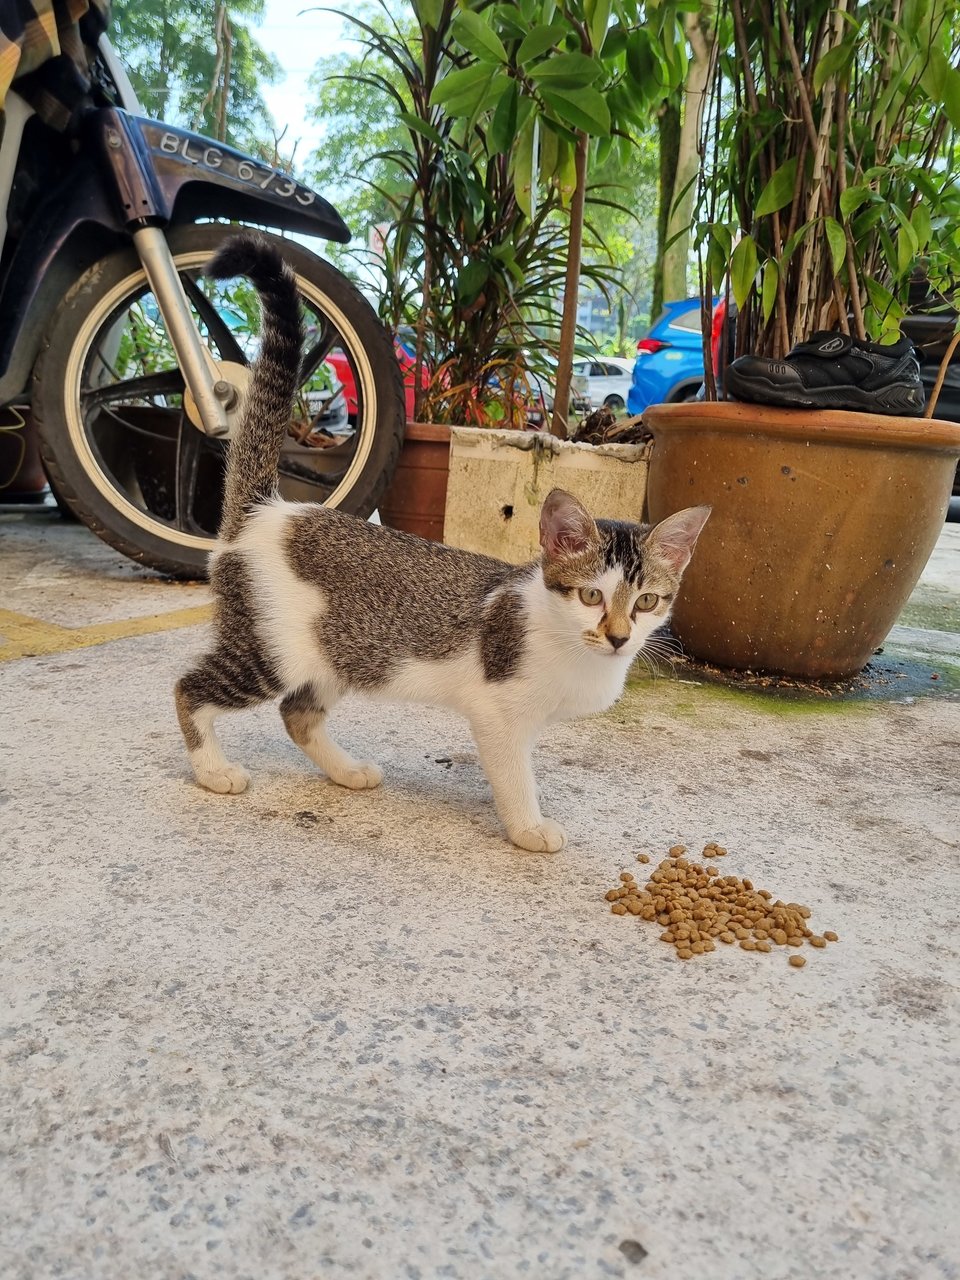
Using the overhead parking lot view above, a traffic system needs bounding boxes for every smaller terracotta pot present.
[378,422,451,541]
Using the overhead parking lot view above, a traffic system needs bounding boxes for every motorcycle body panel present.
[0,108,350,404]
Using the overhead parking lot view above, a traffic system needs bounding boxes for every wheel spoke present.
[182,274,248,365]
[278,457,338,488]
[83,369,185,408]
[175,417,210,533]
[300,321,338,386]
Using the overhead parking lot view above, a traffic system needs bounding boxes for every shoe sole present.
[725,369,926,417]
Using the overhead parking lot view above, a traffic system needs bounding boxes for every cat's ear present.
[644,505,711,574]
[539,489,598,559]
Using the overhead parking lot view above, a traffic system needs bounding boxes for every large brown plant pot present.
[644,400,960,680]
[378,422,451,541]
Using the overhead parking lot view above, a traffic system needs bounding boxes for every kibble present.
[604,843,838,963]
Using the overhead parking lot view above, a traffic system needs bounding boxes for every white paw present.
[331,760,383,790]
[509,818,567,853]
[195,763,250,795]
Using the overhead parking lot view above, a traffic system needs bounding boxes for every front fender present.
[91,108,351,243]
[0,112,351,401]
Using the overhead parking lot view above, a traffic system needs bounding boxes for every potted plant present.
[643,0,960,679]
[325,1,684,551]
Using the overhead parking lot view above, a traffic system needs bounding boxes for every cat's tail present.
[204,232,304,542]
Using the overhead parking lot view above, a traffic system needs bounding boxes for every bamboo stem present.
[925,331,960,420]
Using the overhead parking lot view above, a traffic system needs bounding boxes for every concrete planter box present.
[443,426,651,563]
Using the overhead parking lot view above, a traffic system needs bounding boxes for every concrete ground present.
[1,507,959,1280]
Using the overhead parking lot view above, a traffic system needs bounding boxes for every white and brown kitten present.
[175,233,710,852]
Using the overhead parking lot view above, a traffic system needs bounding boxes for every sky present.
[254,0,354,162]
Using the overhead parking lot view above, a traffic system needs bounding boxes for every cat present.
[175,233,710,853]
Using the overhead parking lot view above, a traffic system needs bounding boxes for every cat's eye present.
[578,587,603,606]
[634,592,659,612]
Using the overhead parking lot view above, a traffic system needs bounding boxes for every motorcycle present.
[0,18,404,577]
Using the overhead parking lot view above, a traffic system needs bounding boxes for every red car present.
[326,339,422,421]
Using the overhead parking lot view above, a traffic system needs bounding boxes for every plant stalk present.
[550,129,589,439]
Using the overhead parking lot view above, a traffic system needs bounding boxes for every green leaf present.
[512,115,537,218]
[529,52,605,87]
[839,185,872,221]
[761,259,779,326]
[705,229,729,289]
[602,22,628,58]
[556,134,577,204]
[824,216,846,276]
[538,118,559,180]
[539,85,610,136]
[491,3,529,40]
[458,259,489,303]
[942,63,960,130]
[488,79,519,154]
[755,158,798,218]
[417,0,443,31]
[430,64,494,115]
[894,207,919,275]
[452,9,507,63]
[783,219,814,264]
[517,22,566,63]
[585,0,612,52]
[730,235,759,311]
[865,277,904,319]
[919,47,960,127]
[625,29,658,89]
[398,111,444,148]
[813,40,854,93]
[911,204,932,252]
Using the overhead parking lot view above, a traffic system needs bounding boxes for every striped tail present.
[204,232,304,541]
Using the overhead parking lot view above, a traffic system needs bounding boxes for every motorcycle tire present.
[33,223,405,579]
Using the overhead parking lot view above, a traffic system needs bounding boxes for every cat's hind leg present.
[280,684,383,790]
[175,655,273,794]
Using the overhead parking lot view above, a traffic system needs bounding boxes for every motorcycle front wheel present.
[33,223,405,578]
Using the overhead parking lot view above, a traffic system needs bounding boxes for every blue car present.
[627,299,707,414]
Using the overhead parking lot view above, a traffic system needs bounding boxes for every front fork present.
[131,225,232,437]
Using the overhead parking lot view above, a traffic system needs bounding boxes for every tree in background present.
[307,25,412,255]
[583,133,659,352]
[651,2,716,320]
[111,0,280,150]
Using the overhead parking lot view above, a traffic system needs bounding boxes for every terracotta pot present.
[644,400,960,680]
[378,422,451,541]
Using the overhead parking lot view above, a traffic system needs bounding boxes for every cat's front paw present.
[509,818,567,853]
[195,763,250,795]
[330,760,383,790]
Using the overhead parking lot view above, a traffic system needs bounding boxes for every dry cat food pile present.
[605,843,839,964]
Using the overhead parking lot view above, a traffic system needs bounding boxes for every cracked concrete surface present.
[1,510,959,1280]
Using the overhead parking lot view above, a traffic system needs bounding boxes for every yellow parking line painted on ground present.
[0,605,214,662]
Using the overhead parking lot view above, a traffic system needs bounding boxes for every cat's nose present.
[608,634,628,650]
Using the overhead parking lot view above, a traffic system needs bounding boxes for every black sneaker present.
[725,331,925,416]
